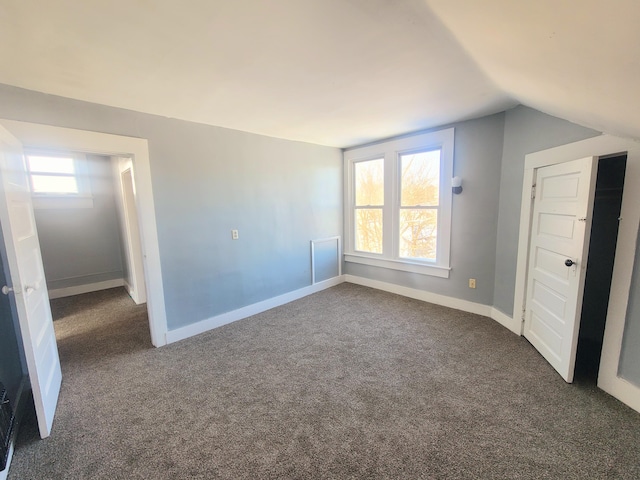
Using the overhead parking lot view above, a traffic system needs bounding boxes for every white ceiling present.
[0,1,638,148]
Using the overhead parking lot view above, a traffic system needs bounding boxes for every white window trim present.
[344,128,454,278]
[25,149,94,209]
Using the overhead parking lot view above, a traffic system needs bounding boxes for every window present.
[344,128,454,278]
[25,151,93,208]
[27,155,79,194]
[354,158,384,254]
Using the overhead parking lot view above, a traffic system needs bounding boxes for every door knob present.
[564,259,575,267]
[1,285,13,295]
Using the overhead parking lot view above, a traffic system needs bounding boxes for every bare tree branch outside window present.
[399,150,440,261]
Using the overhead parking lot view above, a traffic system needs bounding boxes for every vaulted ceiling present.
[1,1,638,148]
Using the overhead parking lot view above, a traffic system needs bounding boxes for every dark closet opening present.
[575,154,627,381]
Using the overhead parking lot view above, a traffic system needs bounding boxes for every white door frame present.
[513,134,640,413]
[114,157,147,305]
[0,119,167,347]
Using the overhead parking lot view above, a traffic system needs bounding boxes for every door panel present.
[0,125,61,438]
[524,156,598,382]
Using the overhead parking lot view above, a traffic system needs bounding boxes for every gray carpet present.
[8,283,640,479]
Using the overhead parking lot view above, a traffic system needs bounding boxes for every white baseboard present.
[48,278,125,299]
[344,274,492,316]
[123,281,145,305]
[344,274,519,334]
[598,374,640,414]
[165,273,521,345]
[490,307,521,335]
[165,276,346,344]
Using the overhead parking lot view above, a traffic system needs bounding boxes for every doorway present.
[115,159,146,305]
[574,154,626,381]
[0,119,167,450]
[26,151,131,302]
[0,119,167,347]
[512,134,640,414]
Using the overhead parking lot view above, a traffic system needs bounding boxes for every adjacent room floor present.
[8,284,640,479]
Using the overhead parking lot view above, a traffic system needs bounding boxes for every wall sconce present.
[452,176,463,194]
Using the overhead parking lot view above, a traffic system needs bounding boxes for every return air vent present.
[0,382,15,471]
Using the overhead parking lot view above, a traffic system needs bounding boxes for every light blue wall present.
[619,227,640,385]
[493,106,600,316]
[0,226,27,405]
[344,113,506,306]
[34,154,125,290]
[0,84,342,330]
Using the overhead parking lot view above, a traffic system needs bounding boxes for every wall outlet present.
[231,229,239,240]
[469,278,476,289]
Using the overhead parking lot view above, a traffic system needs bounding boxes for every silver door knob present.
[2,285,14,295]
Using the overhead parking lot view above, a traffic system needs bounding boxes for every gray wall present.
[0,84,342,331]
[0,227,27,406]
[34,155,125,290]
[344,113,506,306]
[619,227,640,384]
[493,106,600,316]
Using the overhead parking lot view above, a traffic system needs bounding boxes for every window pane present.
[400,150,440,207]
[355,208,383,254]
[31,175,79,194]
[27,155,75,174]
[355,158,384,206]
[399,209,437,260]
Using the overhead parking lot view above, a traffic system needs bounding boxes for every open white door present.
[523,156,598,383]
[0,125,61,438]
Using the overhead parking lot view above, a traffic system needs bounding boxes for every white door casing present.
[0,119,167,347]
[0,125,61,438]
[513,135,640,414]
[118,161,146,305]
[523,156,598,383]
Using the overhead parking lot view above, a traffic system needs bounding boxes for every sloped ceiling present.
[0,1,637,147]
[425,0,640,142]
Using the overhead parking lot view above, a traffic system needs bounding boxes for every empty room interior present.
[1,1,640,478]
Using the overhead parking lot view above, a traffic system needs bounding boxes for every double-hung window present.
[344,128,454,278]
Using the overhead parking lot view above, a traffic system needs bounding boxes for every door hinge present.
[521,307,526,322]
[531,184,536,199]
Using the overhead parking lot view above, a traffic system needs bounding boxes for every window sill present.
[344,253,451,278]
[32,195,94,210]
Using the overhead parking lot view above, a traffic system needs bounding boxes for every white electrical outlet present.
[231,229,239,240]
[469,278,476,289]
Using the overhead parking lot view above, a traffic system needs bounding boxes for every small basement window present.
[25,151,93,208]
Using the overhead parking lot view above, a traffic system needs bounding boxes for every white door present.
[0,126,61,438]
[524,156,598,382]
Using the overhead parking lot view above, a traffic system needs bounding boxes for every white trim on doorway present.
[113,157,147,305]
[512,133,640,413]
[0,120,168,347]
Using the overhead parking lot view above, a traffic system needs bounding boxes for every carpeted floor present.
[8,284,640,479]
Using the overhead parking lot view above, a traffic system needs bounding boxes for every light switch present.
[231,229,239,240]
